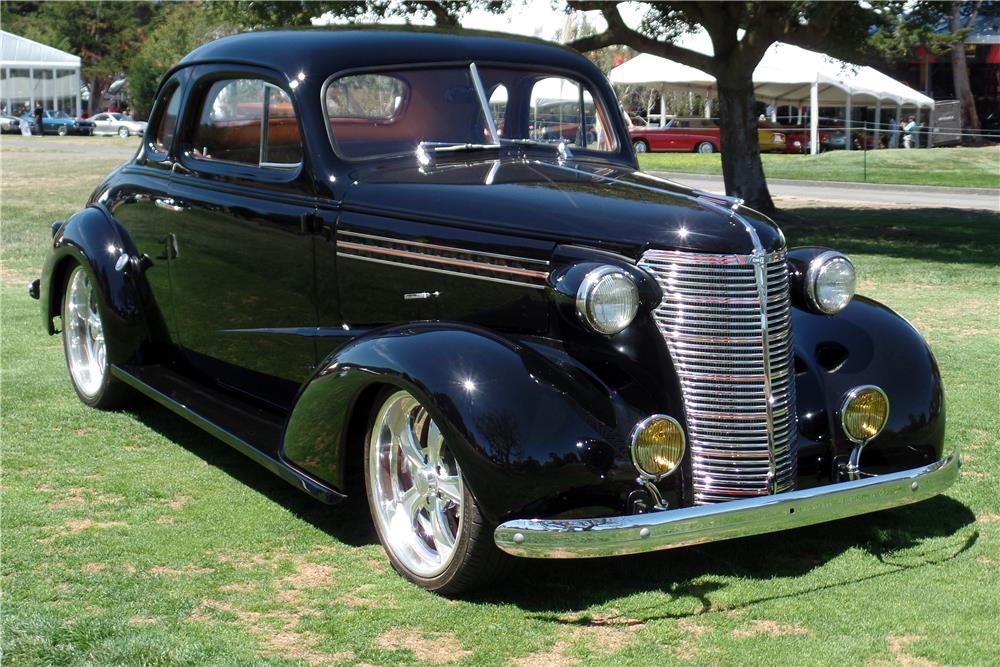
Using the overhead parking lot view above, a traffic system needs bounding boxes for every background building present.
[1,30,81,117]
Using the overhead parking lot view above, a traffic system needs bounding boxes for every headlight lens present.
[841,385,889,443]
[806,251,855,315]
[630,415,685,480]
[576,266,639,335]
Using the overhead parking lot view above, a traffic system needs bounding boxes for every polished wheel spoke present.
[400,486,423,517]
[437,475,462,505]
[398,415,428,471]
[428,498,456,551]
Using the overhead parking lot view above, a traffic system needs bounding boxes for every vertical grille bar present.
[638,249,798,504]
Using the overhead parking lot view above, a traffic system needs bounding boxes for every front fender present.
[792,296,945,480]
[41,205,148,365]
[281,323,670,523]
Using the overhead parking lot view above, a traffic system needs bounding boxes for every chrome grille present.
[638,249,797,504]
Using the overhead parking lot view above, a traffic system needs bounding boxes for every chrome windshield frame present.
[469,62,500,147]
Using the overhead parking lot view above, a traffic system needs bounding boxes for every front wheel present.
[118,126,129,138]
[696,141,715,154]
[364,388,509,594]
[633,139,649,153]
[61,264,133,408]
[57,125,68,136]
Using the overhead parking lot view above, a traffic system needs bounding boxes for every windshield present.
[325,63,618,160]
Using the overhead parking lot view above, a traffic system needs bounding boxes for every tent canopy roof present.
[610,41,932,108]
[1,30,80,67]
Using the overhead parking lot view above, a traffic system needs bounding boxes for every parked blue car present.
[20,109,95,136]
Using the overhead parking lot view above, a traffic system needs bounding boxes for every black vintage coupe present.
[32,30,958,594]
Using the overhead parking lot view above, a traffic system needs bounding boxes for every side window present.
[154,84,181,154]
[326,74,405,120]
[529,77,614,152]
[189,78,302,169]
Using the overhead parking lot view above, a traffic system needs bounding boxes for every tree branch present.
[566,1,717,74]
[414,0,460,27]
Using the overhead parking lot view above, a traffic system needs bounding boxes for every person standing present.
[33,103,44,136]
[888,116,899,148]
[903,115,917,149]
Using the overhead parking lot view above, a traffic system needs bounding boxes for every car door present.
[163,67,318,409]
[91,113,109,135]
[106,74,187,345]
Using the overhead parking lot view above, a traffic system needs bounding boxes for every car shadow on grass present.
[127,402,378,548]
[472,495,976,616]
[774,207,1000,267]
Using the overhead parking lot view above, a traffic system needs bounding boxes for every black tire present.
[57,125,68,136]
[61,263,134,409]
[633,139,649,153]
[363,387,513,595]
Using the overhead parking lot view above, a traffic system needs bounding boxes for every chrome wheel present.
[368,390,464,579]
[64,266,107,399]
[696,141,715,153]
[633,139,648,153]
[118,126,129,138]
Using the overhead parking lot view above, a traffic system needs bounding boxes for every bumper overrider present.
[494,449,959,558]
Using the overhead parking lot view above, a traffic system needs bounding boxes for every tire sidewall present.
[362,387,478,592]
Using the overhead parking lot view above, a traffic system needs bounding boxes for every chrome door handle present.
[154,197,186,212]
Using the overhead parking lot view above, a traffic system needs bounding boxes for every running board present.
[111,364,345,504]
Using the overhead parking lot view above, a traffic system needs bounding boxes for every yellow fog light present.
[630,415,686,480]
[841,385,890,443]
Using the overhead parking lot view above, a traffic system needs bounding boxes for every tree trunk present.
[716,76,774,213]
[951,3,982,145]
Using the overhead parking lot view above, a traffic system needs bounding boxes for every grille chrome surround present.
[639,249,798,504]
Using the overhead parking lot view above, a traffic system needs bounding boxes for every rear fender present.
[281,322,680,523]
[41,205,149,365]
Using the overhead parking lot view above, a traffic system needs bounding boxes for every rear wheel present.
[696,141,715,154]
[364,388,508,594]
[633,139,649,153]
[118,126,129,138]
[57,125,68,136]
[61,264,133,408]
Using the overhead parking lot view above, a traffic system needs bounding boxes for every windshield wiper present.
[500,138,574,160]
[415,141,501,166]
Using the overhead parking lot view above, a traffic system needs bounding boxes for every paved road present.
[650,171,999,212]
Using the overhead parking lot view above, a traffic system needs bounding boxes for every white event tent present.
[609,40,934,154]
[1,30,82,118]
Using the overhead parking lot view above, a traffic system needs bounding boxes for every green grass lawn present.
[2,137,999,666]
[639,145,1000,189]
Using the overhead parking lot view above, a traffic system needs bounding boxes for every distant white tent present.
[610,40,934,153]
[1,30,82,117]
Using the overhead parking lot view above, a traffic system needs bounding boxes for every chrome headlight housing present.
[806,251,856,315]
[576,265,639,335]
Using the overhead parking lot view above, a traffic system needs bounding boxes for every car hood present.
[342,156,783,258]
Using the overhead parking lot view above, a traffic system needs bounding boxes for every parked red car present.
[629,117,720,153]
[630,118,786,154]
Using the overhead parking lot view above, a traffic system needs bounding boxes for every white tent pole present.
[797,103,803,125]
[845,89,852,151]
[874,98,882,150]
[810,81,819,155]
[29,66,34,114]
[770,99,777,122]
[704,95,711,119]
[75,66,81,118]
[659,86,667,127]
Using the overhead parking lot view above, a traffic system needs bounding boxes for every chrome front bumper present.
[494,449,960,558]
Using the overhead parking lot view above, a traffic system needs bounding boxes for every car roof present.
[178,28,601,80]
